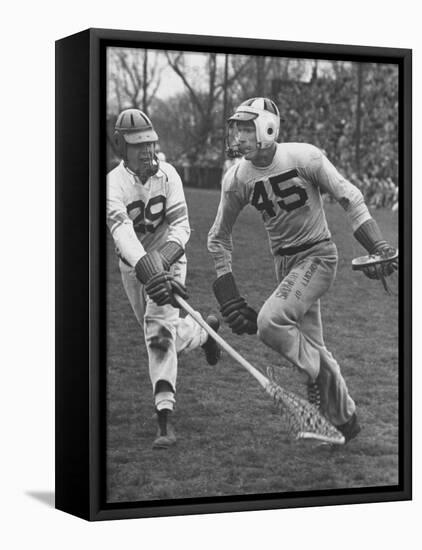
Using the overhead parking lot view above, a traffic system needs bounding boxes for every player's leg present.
[256,253,333,380]
[120,259,219,448]
[292,254,359,437]
[143,287,219,447]
[300,300,356,427]
[120,262,174,401]
[120,258,218,389]
[257,242,356,431]
[143,299,180,448]
[171,260,221,365]
[120,261,178,447]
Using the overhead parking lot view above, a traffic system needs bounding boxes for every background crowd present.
[107,51,399,210]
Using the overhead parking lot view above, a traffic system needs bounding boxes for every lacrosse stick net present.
[352,249,399,295]
[175,296,345,445]
[266,367,345,444]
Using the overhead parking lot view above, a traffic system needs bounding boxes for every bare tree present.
[108,48,164,114]
[165,52,251,162]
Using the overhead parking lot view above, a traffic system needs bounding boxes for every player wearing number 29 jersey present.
[107,109,220,450]
[107,159,190,267]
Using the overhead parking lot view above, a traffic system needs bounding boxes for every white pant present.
[119,258,207,409]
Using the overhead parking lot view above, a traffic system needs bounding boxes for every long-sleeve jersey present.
[208,143,371,276]
[107,160,190,267]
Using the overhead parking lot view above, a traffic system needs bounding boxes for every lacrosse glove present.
[213,272,258,335]
[135,250,188,308]
[362,242,398,280]
[158,241,185,270]
[354,219,398,280]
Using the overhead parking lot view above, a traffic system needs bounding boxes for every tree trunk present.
[143,49,148,114]
[222,54,229,161]
[355,63,364,177]
[256,57,265,96]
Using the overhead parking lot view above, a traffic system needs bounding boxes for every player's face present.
[235,121,259,160]
[126,142,156,178]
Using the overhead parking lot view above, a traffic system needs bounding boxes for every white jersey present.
[107,160,190,266]
[208,143,371,276]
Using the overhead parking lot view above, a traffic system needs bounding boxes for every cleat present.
[152,409,176,449]
[306,380,321,410]
[336,413,361,443]
[201,315,221,365]
[152,426,176,449]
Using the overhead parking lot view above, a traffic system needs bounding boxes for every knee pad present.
[146,323,175,358]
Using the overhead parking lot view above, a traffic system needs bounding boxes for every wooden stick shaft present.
[174,295,268,389]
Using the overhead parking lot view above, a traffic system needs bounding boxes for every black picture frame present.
[55,27,412,521]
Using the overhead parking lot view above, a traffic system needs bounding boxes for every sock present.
[155,391,175,412]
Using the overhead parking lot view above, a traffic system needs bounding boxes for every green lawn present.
[106,187,399,503]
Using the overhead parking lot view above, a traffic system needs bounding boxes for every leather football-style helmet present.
[226,97,280,158]
[113,109,160,181]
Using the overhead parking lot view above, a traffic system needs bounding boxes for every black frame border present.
[55,28,412,521]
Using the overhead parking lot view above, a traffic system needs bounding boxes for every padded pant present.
[120,258,206,401]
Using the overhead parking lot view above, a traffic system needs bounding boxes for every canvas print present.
[105,46,399,503]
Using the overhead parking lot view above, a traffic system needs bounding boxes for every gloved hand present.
[362,242,398,280]
[220,297,258,335]
[144,272,188,307]
[353,219,398,281]
[213,273,257,335]
[135,251,188,308]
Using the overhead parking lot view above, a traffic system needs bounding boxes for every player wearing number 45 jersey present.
[107,109,220,449]
[208,97,397,443]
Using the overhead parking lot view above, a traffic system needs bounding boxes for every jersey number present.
[251,174,308,217]
[127,195,166,234]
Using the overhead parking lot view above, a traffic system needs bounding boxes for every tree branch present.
[165,51,205,116]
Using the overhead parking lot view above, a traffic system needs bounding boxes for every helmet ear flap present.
[113,131,126,159]
[266,121,279,141]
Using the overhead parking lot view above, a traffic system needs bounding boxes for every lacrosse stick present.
[174,295,345,445]
[352,249,398,295]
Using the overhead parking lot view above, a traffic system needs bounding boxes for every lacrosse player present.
[208,97,397,443]
[107,109,220,449]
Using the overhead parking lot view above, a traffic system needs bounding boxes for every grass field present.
[106,187,399,503]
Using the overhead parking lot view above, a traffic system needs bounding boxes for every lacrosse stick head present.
[352,249,399,295]
[266,367,345,445]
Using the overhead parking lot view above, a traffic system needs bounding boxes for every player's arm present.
[158,164,191,269]
[106,175,186,307]
[301,147,397,279]
[208,169,258,335]
[207,167,245,277]
[106,176,146,266]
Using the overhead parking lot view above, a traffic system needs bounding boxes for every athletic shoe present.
[152,409,176,449]
[152,425,176,449]
[336,413,361,443]
[201,315,221,366]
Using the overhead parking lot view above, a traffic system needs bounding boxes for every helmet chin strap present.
[139,157,159,183]
[226,120,267,159]
[124,155,160,184]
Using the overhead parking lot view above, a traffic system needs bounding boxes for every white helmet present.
[226,97,280,158]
